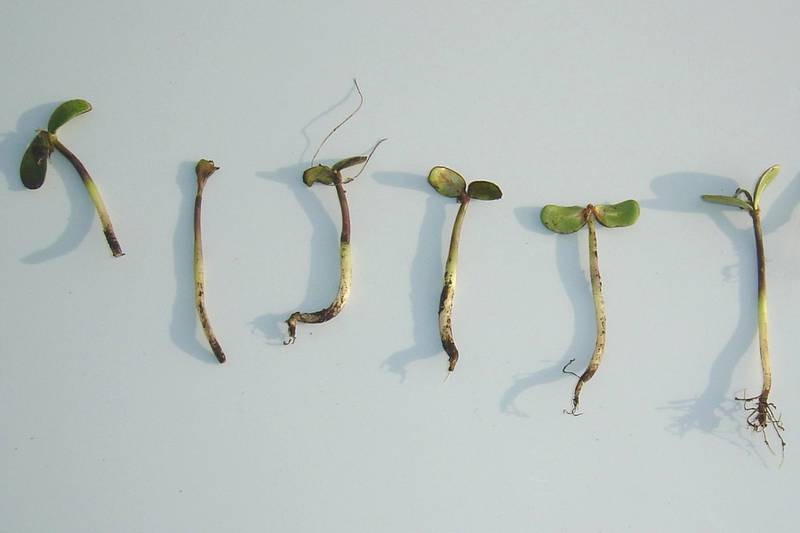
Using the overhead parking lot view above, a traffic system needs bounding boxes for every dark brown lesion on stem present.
[197,291,226,364]
[438,279,459,371]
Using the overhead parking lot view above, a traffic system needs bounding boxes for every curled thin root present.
[561,358,580,378]
[563,406,583,417]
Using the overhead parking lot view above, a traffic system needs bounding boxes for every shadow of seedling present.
[252,162,339,344]
[645,169,800,455]
[501,211,591,417]
[375,171,447,381]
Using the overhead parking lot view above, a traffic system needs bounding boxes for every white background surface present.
[2,1,800,531]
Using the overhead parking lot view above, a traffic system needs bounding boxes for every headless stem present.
[194,168,226,364]
[439,196,469,371]
[50,136,123,257]
[568,211,607,413]
[285,171,352,344]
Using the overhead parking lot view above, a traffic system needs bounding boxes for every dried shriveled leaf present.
[428,166,466,198]
[540,204,587,234]
[467,180,502,201]
[594,199,640,228]
[753,164,780,208]
[701,195,752,211]
[303,165,336,187]
[332,156,367,171]
[47,99,92,133]
[20,131,53,190]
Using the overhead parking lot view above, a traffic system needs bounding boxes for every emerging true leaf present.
[540,205,587,234]
[19,131,53,190]
[303,165,336,187]
[753,164,780,209]
[467,180,502,201]
[594,200,640,228]
[428,166,466,198]
[47,99,92,133]
[332,156,367,172]
[701,195,753,211]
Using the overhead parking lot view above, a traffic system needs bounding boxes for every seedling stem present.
[49,135,123,256]
[194,160,226,364]
[702,165,785,456]
[439,193,469,371]
[283,80,384,344]
[285,169,353,343]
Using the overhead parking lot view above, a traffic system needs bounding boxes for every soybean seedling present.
[701,164,785,455]
[194,159,226,364]
[19,99,123,257]
[427,166,502,372]
[540,200,639,414]
[284,80,386,344]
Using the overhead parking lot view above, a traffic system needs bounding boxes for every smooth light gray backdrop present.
[1,1,799,532]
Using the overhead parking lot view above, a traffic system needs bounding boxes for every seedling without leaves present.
[428,166,502,372]
[701,164,785,455]
[194,159,226,364]
[19,99,123,257]
[284,80,386,344]
[540,200,639,414]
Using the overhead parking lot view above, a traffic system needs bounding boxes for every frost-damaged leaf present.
[303,165,336,187]
[332,155,367,172]
[19,131,53,190]
[701,195,753,211]
[594,199,640,228]
[540,205,587,234]
[428,166,466,198]
[753,164,780,209]
[467,180,502,201]
[47,99,92,133]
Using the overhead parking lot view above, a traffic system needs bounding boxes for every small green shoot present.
[428,166,502,372]
[194,159,226,364]
[19,99,123,257]
[540,200,640,414]
[701,164,785,457]
[285,79,386,344]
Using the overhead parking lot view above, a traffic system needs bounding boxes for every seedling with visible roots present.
[540,200,639,414]
[427,166,502,372]
[701,164,785,456]
[284,80,386,344]
[19,99,123,257]
[194,159,226,364]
